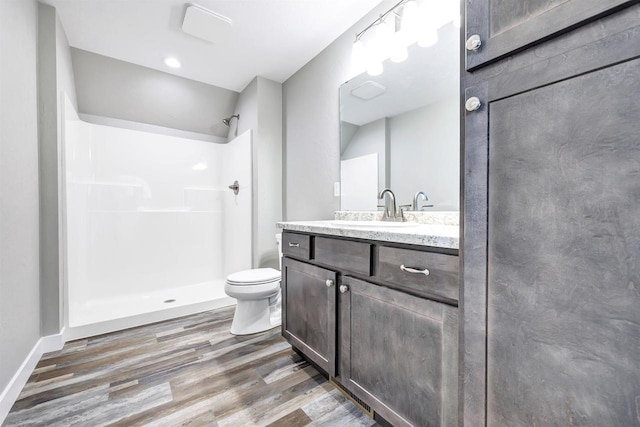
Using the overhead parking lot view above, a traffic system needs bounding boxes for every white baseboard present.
[40,327,66,354]
[0,331,65,424]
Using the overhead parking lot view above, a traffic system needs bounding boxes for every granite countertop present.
[333,210,459,226]
[276,220,459,249]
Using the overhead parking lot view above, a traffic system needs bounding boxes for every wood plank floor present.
[4,307,379,427]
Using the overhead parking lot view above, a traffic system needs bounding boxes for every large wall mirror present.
[340,11,460,212]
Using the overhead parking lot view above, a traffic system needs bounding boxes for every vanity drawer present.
[282,232,311,259]
[315,237,372,276]
[377,246,459,304]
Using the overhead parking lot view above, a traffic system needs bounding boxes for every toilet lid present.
[227,268,281,286]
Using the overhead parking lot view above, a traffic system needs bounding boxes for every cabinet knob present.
[339,285,349,294]
[466,34,482,51]
[465,97,482,112]
[325,279,334,288]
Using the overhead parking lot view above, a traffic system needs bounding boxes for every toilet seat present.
[224,281,280,300]
[226,268,280,286]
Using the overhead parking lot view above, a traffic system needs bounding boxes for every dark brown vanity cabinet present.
[281,231,459,427]
[281,257,337,376]
[340,276,458,427]
[463,2,640,426]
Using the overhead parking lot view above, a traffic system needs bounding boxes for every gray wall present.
[71,48,239,138]
[341,118,389,192]
[389,97,460,211]
[229,77,283,269]
[256,78,283,268]
[0,0,41,393]
[38,3,78,336]
[282,0,397,221]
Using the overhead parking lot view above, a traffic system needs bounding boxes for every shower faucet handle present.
[228,180,240,195]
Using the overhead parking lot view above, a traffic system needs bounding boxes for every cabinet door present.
[463,45,640,427]
[340,277,458,427]
[281,257,337,376]
[465,0,636,70]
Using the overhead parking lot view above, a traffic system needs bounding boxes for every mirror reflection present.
[339,18,460,212]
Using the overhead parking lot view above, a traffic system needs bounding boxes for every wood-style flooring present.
[4,307,378,427]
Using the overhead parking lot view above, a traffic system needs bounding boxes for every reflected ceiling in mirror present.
[340,21,460,213]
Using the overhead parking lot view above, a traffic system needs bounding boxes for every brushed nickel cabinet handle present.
[326,279,334,288]
[400,265,430,276]
[466,34,482,51]
[288,242,300,248]
[339,285,349,294]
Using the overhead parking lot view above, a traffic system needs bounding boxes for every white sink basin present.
[330,220,418,228]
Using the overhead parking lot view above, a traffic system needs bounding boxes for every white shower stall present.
[63,99,251,338]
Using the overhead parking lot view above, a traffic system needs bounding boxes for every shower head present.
[222,114,240,126]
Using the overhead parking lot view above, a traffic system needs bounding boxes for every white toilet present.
[224,233,283,335]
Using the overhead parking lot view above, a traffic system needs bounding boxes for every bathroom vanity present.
[277,217,459,427]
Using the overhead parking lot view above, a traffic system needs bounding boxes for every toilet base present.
[230,296,281,336]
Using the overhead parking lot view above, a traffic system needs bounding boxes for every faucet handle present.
[398,204,411,222]
[378,204,390,220]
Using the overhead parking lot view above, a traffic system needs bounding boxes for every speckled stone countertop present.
[276,219,459,250]
[334,210,459,226]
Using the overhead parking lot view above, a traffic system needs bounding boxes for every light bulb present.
[390,31,408,63]
[373,20,394,61]
[416,0,439,47]
[350,40,366,76]
[418,25,438,47]
[401,0,419,43]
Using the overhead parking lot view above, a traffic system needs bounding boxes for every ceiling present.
[45,0,385,93]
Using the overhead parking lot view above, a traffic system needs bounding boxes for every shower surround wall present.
[63,106,252,338]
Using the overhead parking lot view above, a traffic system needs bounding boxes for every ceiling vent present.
[350,81,387,101]
[182,4,232,43]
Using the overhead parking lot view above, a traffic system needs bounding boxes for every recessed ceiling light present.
[164,57,181,68]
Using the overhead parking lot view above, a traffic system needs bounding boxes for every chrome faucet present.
[378,189,407,222]
[413,191,434,211]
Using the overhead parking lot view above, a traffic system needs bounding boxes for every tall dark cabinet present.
[462,2,640,426]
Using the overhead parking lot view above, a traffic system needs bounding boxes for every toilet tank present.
[275,233,283,270]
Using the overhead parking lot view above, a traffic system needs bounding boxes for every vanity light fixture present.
[351,0,406,76]
[351,0,456,76]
